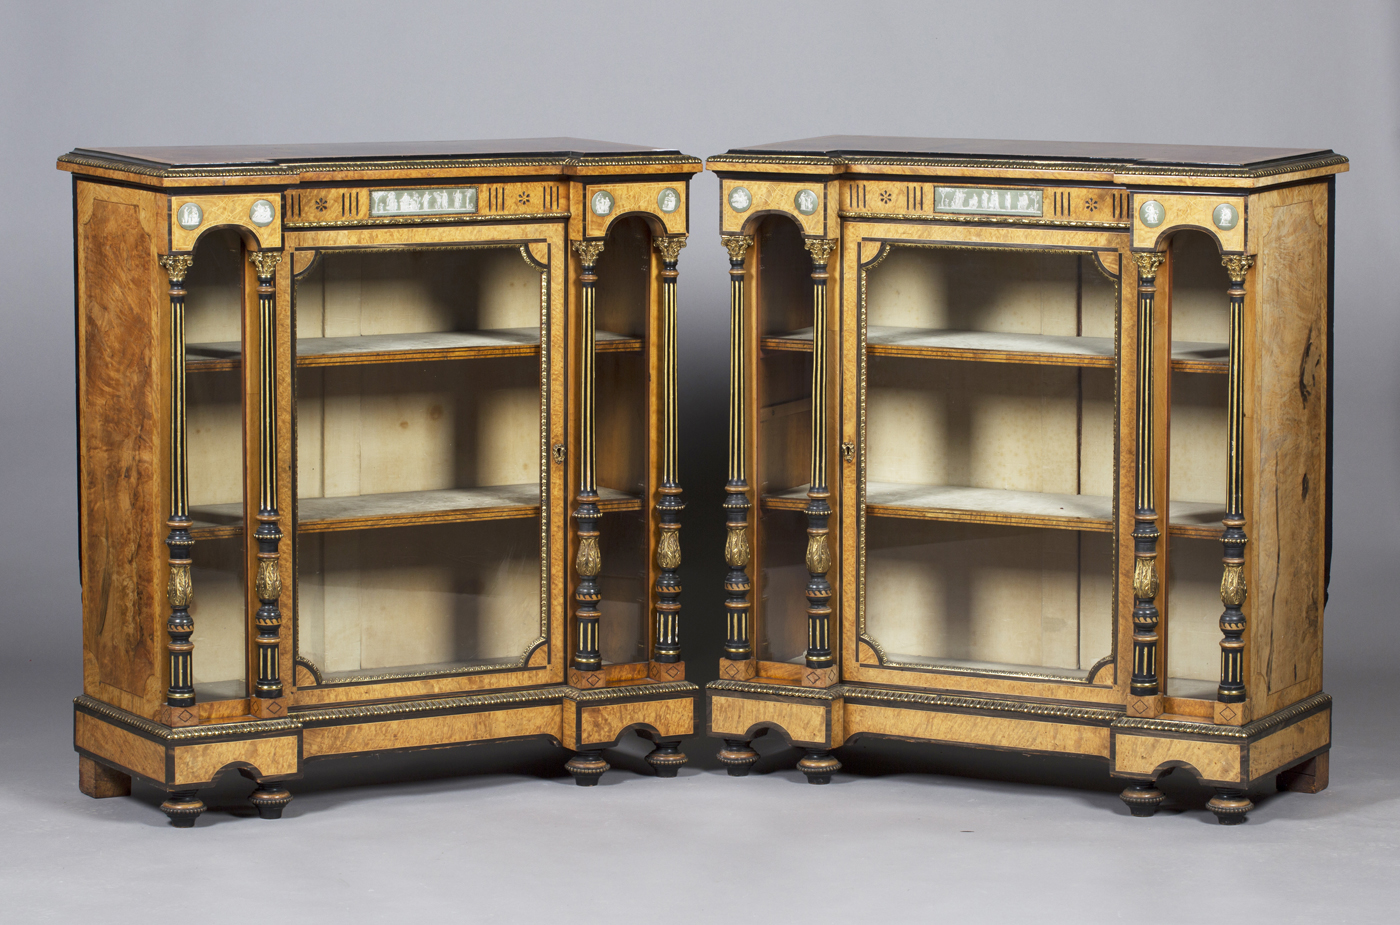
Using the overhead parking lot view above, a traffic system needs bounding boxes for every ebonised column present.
[571,240,606,679]
[652,234,686,664]
[720,234,754,664]
[249,251,284,701]
[1130,251,1166,701]
[158,254,196,710]
[802,238,838,677]
[1217,254,1256,705]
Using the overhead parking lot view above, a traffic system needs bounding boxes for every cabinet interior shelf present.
[762,483,1225,536]
[190,485,641,536]
[760,327,1226,373]
[186,329,642,371]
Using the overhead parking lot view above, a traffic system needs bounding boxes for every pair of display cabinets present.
[64,137,1342,827]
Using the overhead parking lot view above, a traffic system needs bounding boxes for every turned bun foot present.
[645,741,687,778]
[718,739,760,777]
[1207,789,1253,825]
[249,784,292,820]
[566,750,609,786]
[1119,780,1166,817]
[160,791,206,828]
[797,749,840,785]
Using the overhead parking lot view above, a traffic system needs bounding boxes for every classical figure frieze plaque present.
[934,186,1043,217]
[369,187,478,217]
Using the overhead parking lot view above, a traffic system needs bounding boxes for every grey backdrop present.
[2,2,1397,921]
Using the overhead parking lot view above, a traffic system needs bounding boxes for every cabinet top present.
[58,138,702,187]
[710,136,1347,187]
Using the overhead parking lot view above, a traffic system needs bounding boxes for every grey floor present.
[2,667,1395,924]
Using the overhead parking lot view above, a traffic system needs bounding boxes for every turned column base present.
[717,739,760,777]
[249,783,293,819]
[645,740,687,778]
[160,791,206,828]
[1207,789,1254,825]
[566,750,609,787]
[797,749,840,785]
[1119,780,1166,817]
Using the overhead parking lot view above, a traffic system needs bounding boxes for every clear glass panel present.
[755,218,813,663]
[184,228,247,699]
[1166,536,1223,699]
[1166,230,1231,697]
[865,520,1113,678]
[860,245,1121,679]
[296,519,541,680]
[293,246,546,682]
[599,509,647,665]
[757,508,809,664]
[592,217,651,664]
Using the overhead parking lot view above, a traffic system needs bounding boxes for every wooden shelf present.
[193,485,641,536]
[187,329,642,371]
[862,482,1114,532]
[762,327,1227,374]
[1169,341,1228,374]
[765,483,1226,536]
[1167,500,1227,538]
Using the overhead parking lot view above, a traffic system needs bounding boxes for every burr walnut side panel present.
[79,195,165,712]
[1247,182,1329,717]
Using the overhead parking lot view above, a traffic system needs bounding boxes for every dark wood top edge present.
[59,139,702,179]
[708,137,1346,179]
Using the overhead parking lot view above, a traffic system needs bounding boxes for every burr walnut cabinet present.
[62,139,701,826]
[706,137,1344,823]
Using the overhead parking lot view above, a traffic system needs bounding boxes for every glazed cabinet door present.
[840,221,1138,703]
[285,227,566,697]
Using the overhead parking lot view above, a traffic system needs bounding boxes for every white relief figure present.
[729,188,751,211]
[1216,204,1235,228]
[178,203,201,228]
[384,192,397,212]
[250,200,274,225]
[405,193,420,211]
[1017,192,1030,212]
[796,189,818,214]
[953,190,966,208]
[659,189,678,212]
[452,190,462,209]
[1142,201,1161,225]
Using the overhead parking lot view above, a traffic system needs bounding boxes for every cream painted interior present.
[1170,370,1227,504]
[295,357,539,501]
[187,369,244,507]
[296,246,540,339]
[185,228,244,344]
[865,520,1113,674]
[189,534,246,693]
[297,519,540,679]
[867,357,1114,498]
[1168,230,1230,344]
[1166,535,1225,695]
[866,246,1117,339]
